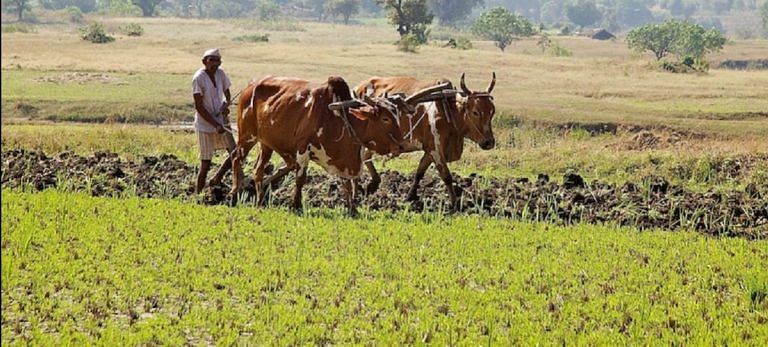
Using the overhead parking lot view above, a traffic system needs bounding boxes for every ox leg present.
[363,151,381,195]
[229,140,257,198]
[342,179,359,217]
[291,164,308,213]
[252,145,274,206]
[432,155,459,211]
[406,154,433,202]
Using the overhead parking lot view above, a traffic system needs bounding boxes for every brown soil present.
[2,149,766,239]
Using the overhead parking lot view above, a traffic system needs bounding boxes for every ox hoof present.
[365,182,380,196]
[290,204,304,215]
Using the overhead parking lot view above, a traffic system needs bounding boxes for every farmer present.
[192,48,236,194]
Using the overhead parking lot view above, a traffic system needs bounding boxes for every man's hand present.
[216,124,226,134]
[221,102,231,116]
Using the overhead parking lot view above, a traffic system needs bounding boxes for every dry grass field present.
[3,14,768,135]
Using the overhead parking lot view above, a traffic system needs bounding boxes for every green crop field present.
[2,9,768,345]
[3,190,768,345]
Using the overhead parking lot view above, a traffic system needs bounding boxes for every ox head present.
[459,72,496,150]
[329,97,406,156]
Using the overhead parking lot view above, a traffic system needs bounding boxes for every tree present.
[428,0,483,26]
[762,0,768,36]
[616,0,654,27]
[472,7,535,52]
[131,0,162,17]
[308,0,327,21]
[2,0,31,21]
[377,0,433,43]
[673,22,726,60]
[40,0,97,12]
[565,0,602,31]
[326,0,360,24]
[258,0,280,20]
[626,20,726,61]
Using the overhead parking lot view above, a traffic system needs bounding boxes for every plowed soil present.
[2,149,766,238]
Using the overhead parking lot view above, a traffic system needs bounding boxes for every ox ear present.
[348,105,374,120]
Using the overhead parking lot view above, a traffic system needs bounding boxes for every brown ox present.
[354,73,497,208]
[229,76,406,214]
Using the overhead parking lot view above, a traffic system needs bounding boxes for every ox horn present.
[328,99,365,111]
[487,72,496,94]
[459,73,472,95]
[387,93,415,113]
[405,82,452,105]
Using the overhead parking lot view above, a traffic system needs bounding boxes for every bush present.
[1,24,37,33]
[233,33,270,43]
[659,58,709,73]
[66,6,83,23]
[548,41,573,57]
[79,22,115,44]
[443,37,472,50]
[396,34,421,53]
[121,23,144,37]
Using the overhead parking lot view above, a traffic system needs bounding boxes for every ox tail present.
[327,76,353,102]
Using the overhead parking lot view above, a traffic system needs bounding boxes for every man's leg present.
[196,130,215,193]
[196,160,211,194]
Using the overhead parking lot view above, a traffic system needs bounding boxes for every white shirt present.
[192,68,232,133]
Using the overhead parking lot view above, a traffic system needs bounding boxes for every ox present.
[354,73,497,209]
[229,76,407,215]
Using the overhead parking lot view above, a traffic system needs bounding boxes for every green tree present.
[472,7,535,52]
[565,0,602,31]
[308,0,327,21]
[40,0,97,12]
[377,0,433,43]
[673,22,726,60]
[626,20,726,61]
[762,1,768,36]
[258,0,280,20]
[131,0,162,17]
[2,0,31,21]
[326,0,360,24]
[428,0,483,26]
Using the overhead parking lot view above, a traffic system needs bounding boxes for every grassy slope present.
[2,190,767,345]
[2,17,768,135]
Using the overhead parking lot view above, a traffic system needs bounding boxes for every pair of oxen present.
[229,73,497,215]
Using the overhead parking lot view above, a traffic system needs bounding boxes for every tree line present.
[3,0,767,35]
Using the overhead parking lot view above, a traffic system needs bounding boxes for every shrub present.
[121,23,144,37]
[660,55,709,73]
[548,41,573,57]
[1,24,37,33]
[66,6,83,23]
[79,22,115,44]
[233,33,270,43]
[444,37,472,50]
[396,33,420,53]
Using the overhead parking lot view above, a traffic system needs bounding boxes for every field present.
[2,11,768,344]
